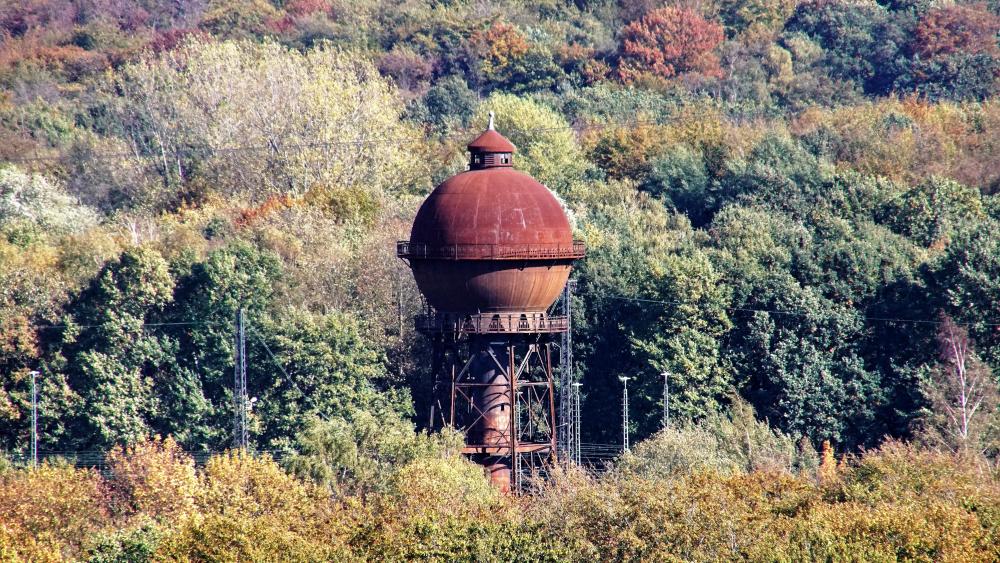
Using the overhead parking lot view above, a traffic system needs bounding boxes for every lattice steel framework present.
[556,280,576,465]
[422,314,562,493]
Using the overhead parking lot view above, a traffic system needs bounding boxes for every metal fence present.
[397,240,586,261]
[3,449,290,476]
[416,311,569,334]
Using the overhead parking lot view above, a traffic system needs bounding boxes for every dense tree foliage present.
[2,0,1000,556]
[0,4,997,452]
[617,7,725,82]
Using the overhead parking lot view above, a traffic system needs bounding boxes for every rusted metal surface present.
[401,126,582,316]
[408,168,573,247]
[467,343,513,491]
[402,125,577,492]
[433,335,558,493]
[468,128,516,154]
[462,443,551,454]
[415,311,569,335]
[410,260,572,313]
[397,240,585,261]
[482,458,512,492]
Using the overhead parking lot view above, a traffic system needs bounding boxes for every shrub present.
[157,450,345,560]
[616,397,818,479]
[285,411,465,496]
[85,524,162,563]
[0,460,110,560]
[106,436,198,521]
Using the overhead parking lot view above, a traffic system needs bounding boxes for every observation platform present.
[415,311,568,335]
[397,241,586,261]
[462,443,552,455]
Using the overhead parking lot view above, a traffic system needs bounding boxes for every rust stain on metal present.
[410,167,573,247]
[400,128,583,315]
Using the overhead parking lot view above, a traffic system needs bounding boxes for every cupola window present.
[466,112,517,170]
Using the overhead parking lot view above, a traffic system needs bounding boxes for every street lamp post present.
[661,370,670,429]
[30,370,39,469]
[619,376,630,453]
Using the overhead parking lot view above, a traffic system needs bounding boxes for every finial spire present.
[488,111,495,131]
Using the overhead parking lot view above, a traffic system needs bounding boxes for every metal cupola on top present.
[398,115,585,493]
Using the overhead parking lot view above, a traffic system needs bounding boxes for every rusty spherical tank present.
[400,123,583,314]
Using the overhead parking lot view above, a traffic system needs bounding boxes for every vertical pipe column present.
[469,337,512,492]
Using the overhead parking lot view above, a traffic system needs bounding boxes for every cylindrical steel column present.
[468,337,512,491]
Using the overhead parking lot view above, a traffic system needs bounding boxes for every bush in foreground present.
[1,434,999,561]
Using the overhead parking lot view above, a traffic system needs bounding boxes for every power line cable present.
[2,117,673,165]
[247,327,329,421]
[25,315,337,425]
[30,319,227,331]
[605,294,1000,328]
[15,295,987,334]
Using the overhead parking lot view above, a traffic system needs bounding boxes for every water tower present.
[397,116,584,491]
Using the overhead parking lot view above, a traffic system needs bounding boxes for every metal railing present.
[416,312,569,334]
[3,449,289,476]
[397,240,586,261]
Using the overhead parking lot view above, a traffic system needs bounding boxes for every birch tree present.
[919,315,1000,457]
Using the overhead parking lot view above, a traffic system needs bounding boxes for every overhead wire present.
[604,294,997,328]
[5,98,985,461]
[11,291,983,334]
[20,317,331,425]
[30,319,227,331]
[8,96,951,331]
[5,448,290,472]
[247,327,330,421]
[2,117,674,165]
[5,108,963,333]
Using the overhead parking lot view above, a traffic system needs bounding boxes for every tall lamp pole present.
[661,370,670,429]
[30,370,39,469]
[619,376,630,453]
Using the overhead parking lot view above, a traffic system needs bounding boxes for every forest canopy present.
[1,0,1000,558]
